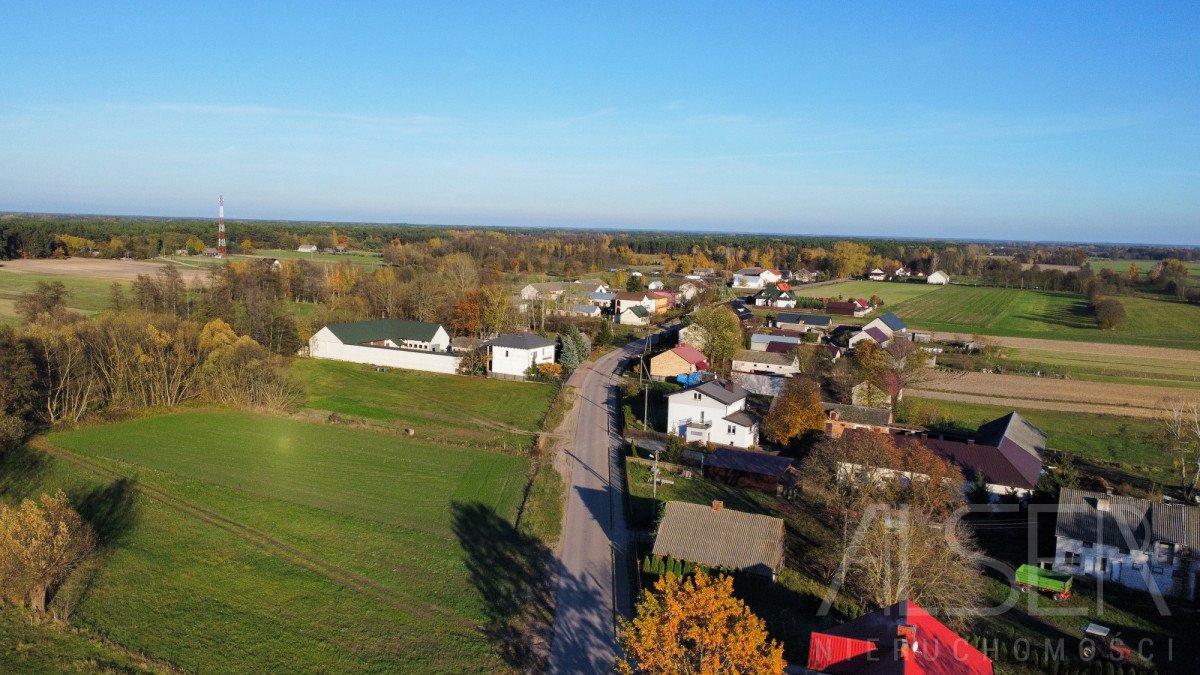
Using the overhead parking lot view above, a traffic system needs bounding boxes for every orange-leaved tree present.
[616,570,784,674]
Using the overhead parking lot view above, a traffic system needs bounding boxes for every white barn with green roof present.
[309,319,459,374]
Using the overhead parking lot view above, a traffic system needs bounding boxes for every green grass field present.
[0,409,536,672]
[294,358,555,449]
[788,279,943,307]
[889,285,1200,349]
[899,397,1173,487]
[0,272,117,321]
[0,604,164,673]
[999,346,1200,389]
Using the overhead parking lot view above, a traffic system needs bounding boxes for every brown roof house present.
[652,500,786,579]
[703,447,795,495]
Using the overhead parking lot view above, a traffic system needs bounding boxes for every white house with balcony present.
[486,332,557,379]
[1053,488,1199,602]
[666,380,758,448]
[732,267,782,289]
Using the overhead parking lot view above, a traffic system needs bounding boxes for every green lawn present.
[0,604,163,673]
[0,271,117,320]
[999,346,1200,390]
[899,397,1173,487]
[0,408,540,672]
[788,279,943,307]
[889,285,1200,349]
[294,358,556,450]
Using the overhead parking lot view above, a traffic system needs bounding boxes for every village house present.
[649,344,709,379]
[615,291,656,315]
[485,332,557,379]
[732,266,782,289]
[750,285,796,308]
[308,319,459,374]
[822,402,895,437]
[862,312,907,338]
[677,280,704,302]
[618,305,651,326]
[652,501,785,580]
[774,313,832,333]
[587,290,616,311]
[1053,489,1199,602]
[703,448,796,496]
[724,300,754,325]
[825,300,872,317]
[665,380,758,448]
[296,244,319,253]
[893,266,911,278]
[732,349,799,376]
[646,279,664,290]
[927,270,951,285]
[749,331,803,352]
[647,290,674,313]
[558,304,601,318]
[807,600,993,675]
[868,267,887,281]
[789,268,823,284]
[574,279,609,293]
[848,326,893,349]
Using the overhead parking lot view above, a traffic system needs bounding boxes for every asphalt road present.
[547,340,641,674]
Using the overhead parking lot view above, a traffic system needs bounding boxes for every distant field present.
[788,279,942,307]
[4,409,534,672]
[1000,345,1200,389]
[890,285,1200,349]
[0,270,117,320]
[257,248,384,265]
[1087,258,1200,278]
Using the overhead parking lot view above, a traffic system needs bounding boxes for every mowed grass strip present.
[295,358,555,448]
[18,410,535,672]
[787,279,943,307]
[891,285,1200,349]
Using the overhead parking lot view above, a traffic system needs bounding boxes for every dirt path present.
[910,370,1196,418]
[932,332,1200,363]
[0,258,209,283]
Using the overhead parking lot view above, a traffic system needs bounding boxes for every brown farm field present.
[909,370,1194,418]
[0,257,209,282]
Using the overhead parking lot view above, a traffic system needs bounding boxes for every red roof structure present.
[670,344,709,370]
[807,600,992,675]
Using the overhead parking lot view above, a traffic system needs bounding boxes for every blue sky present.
[1,2,1197,244]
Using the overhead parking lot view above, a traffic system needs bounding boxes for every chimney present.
[897,624,918,659]
[712,500,724,512]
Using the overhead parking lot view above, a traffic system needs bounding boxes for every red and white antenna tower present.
[217,194,226,258]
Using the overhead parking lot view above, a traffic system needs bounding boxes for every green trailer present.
[1014,564,1073,600]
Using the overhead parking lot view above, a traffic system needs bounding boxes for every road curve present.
[548,341,640,674]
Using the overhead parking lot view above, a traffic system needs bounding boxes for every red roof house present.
[807,600,992,675]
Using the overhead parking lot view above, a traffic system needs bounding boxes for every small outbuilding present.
[652,500,786,579]
[703,448,795,495]
[927,270,951,285]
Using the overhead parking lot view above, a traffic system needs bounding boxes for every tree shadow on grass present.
[0,445,49,500]
[72,477,140,547]
[451,500,555,671]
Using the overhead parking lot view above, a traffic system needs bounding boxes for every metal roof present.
[975,412,1046,461]
[1056,488,1200,550]
[732,349,797,367]
[486,332,556,350]
[652,501,785,576]
[325,319,443,345]
[778,313,832,326]
[670,380,749,406]
[877,312,907,332]
[706,448,790,475]
[722,410,758,428]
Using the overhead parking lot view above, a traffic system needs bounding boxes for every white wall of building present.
[490,344,556,377]
[1054,538,1197,601]
[666,391,755,447]
[309,333,460,374]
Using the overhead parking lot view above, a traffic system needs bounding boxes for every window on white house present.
[1065,551,1081,566]
[1156,542,1175,565]
[727,425,736,434]
[693,393,701,400]
[505,350,509,357]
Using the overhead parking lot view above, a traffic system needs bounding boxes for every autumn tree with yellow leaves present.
[0,491,96,613]
[616,571,784,675]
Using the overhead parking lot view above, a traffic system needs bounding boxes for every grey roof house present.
[652,501,786,578]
